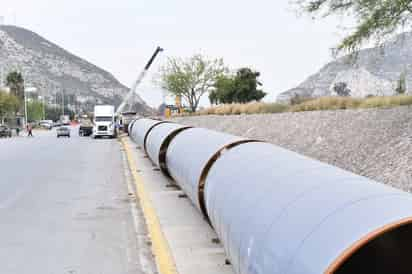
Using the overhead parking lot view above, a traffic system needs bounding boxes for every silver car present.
[57,126,70,138]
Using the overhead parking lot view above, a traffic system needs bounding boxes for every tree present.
[45,106,61,122]
[45,105,75,121]
[209,68,266,104]
[209,75,237,104]
[0,91,19,123]
[27,100,43,122]
[396,71,407,94]
[233,68,266,103]
[333,82,351,96]
[296,0,412,54]
[160,54,226,112]
[6,71,24,102]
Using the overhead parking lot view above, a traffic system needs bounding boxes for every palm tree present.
[6,71,24,101]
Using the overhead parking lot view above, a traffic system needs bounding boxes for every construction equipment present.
[116,46,164,115]
[119,111,138,134]
[164,95,184,118]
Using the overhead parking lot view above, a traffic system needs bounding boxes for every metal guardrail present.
[129,118,412,274]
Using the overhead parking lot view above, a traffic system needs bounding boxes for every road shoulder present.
[120,136,234,274]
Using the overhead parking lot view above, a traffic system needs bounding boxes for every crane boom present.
[116,46,163,114]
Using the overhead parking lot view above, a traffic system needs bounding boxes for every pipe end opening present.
[329,218,412,274]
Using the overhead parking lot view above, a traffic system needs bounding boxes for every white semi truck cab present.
[92,105,117,138]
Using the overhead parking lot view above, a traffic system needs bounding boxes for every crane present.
[116,46,164,115]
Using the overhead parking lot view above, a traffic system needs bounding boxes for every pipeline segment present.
[165,128,258,217]
[204,142,412,274]
[129,118,412,274]
[127,118,139,136]
[129,118,170,153]
[145,122,192,176]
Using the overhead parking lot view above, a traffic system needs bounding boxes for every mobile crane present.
[116,46,164,115]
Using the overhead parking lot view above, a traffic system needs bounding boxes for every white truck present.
[92,105,117,138]
[60,115,70,125]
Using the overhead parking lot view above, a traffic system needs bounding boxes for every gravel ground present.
[173,106,412,192]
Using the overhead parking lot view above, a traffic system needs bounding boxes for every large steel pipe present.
[165,127,257,217]
[145,122,192,175]
[127,118,139,135]
[129,118,170,153]
[129,118,412,274]
[204,142,412,274]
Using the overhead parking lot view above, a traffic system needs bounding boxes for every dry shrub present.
[230,104,243,114]
[244,103,263,114]
[360,95,412,108]
[291,97,362,112]
[260,103,289,113]
[214,104,234,115]
[189,95,412,116]
[208,102,288,115]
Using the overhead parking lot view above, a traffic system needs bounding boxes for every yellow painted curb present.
[120,137,178,274]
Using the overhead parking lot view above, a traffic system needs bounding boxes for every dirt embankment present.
[173,106,412,192]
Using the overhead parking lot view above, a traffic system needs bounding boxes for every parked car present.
[53,121,62,127]
[57,126,70,138]
[0,125,12,138]
[39,121,53,130]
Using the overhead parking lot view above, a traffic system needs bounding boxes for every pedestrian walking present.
[27,124,33,137]
[16,127,20,136]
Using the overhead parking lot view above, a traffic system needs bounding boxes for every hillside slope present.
[0,25,152,113]
[278,32,412,102]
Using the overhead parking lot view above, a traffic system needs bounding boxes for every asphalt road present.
[0,127,155,274]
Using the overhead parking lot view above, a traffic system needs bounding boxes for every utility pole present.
[42,94,45,120]
[24,87,28,126]
[0,66,3,88]
[62,89,65,116]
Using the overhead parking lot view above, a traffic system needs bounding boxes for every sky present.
[2,0,351,107]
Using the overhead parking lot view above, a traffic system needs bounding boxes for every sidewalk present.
[122,137,234,274]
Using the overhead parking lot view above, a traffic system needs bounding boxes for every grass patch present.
[292,95,412,112]
[359,95,412,108]
[290,97,362,112]
[196,102,288,116]
[188,95,412,116]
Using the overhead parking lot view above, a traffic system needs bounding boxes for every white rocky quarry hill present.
[278,32,412,103]
[330,68,396,97]
[0,25,153,114]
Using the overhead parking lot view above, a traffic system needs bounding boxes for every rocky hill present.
[0,25,152,114]
[278,32,412,103]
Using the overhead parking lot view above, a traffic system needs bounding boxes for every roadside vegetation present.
[0,90,19,123]
[297,1,412,55]
[209,68,266,104]
[159,54,227,112]
[195,102,288,116]
[1,70,75,124]
[187,95,412,116]
[159,54,267,112]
